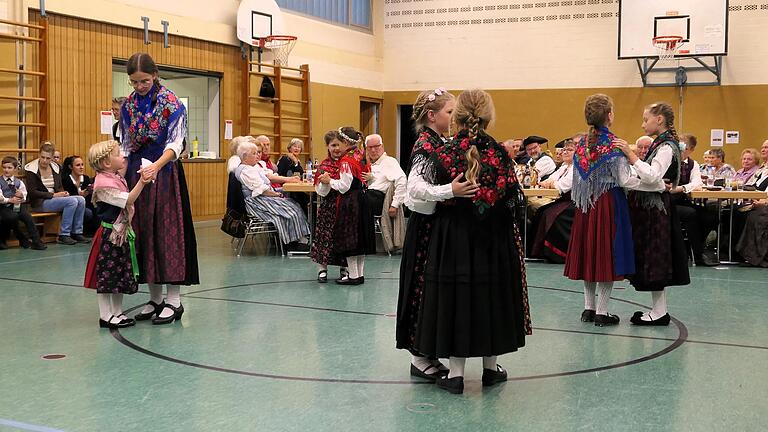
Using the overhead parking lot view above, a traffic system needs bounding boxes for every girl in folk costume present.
[396,88,479,381]
[321,127,375,285]
[415,90,531,395]
[84,140,154,328]
[615,102,690,325]
[564,94,635,326]
[120,53,199,325]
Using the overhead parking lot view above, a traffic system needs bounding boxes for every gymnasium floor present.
[0,222,766,432]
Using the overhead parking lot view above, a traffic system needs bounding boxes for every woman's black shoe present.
[152,304,184,325]
[581,309,596,322]
[410,363,447,381]
[99,315,135,329]
[482,365,508,387]
[134,300,164,321]
[335,276,363,285]
[594,313,620,327]
[317,270,328,283]
[630,312,671,326]
[436,376,464,394]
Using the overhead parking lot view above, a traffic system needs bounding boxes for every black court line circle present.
[113,281,689,384]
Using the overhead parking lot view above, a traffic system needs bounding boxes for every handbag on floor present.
[221,208,246,238]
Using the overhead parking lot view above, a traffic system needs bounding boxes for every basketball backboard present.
[618,0,728,59]
[237,0,286,46]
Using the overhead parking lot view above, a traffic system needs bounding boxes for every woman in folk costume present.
[414,89,531,395]
[84,140,154,328]
[396,88,479,381]
[615,102,690,326]
[120,53,199,325]
[564,94,635,327]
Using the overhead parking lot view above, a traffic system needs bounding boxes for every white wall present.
[382,0,768,90]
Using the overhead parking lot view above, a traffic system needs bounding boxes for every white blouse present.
[404,158,454,215]
[316,163,353,197]
[623,145,674,192]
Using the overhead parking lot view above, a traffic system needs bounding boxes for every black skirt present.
[628,191,690,291]
[334,188,376,257]
[415,200,531,358]
[396,212,433,354]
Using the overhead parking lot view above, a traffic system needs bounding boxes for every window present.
[112,63,222,158]
[276,0,372,30]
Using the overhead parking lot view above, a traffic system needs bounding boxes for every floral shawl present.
[120,84,186,154]
[571,127,631,211]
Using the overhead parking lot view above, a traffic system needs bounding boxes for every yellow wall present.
[383,85,768,167]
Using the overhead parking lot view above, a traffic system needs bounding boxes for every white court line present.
[0,252,88,266]
[0,418,65,432]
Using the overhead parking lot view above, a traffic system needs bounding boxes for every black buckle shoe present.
[581,309,596,322]
[317,270,328,283]
[630,312,671,326]
[410,363,447,381]
[134,300,164,321]
[436,376,464,394]
[482,365,508,387]
[594,313,620,327]
[152,304,184,325]
[335,276,363,285]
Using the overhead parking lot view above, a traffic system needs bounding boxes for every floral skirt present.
[84,225,138,294]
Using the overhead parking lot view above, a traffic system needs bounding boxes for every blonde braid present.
[88,140,119,171]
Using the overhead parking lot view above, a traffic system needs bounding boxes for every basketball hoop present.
[652,36,684,61]
[254,35,297,66]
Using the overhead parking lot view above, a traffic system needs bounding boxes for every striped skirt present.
[244,195,311,244]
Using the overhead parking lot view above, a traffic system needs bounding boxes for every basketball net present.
[653,36,683,62]
[257,35,297,67]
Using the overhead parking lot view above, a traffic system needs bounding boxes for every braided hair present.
[87,140,119,171]
[646,102,680,143]
[452,89,495,184]
[584,94,613,148]
[412,88,455,132]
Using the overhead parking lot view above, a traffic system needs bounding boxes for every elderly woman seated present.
[234,140,311,251]
[736,140,768,266]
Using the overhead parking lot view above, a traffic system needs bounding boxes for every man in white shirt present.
[523,135,556,180]
[363,134,407,217]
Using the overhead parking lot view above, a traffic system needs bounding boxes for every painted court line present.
[0,251,88,266]
[0,418,64,432]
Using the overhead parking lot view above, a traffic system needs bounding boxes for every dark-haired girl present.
[120,52,199,325]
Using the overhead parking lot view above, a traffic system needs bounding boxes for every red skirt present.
[564,191,629,282]
[83,225,104,289]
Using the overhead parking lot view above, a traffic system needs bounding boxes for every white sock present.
[346,258,360,279]
[483,356,498,370]
[97,294,112,321]
[411,355,433,371]
[642,290,668,321]
[158,285,181,319]
[584,282,596,310]
[110,294,124,317]
[596,282,613,316]
[357,256,365,277]
[430,358,449,371]
[141,284,164,314]
[448,357,466,379]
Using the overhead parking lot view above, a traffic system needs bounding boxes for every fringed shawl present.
[572,127,631,212]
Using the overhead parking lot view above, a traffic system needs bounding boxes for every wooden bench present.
[4,211,61,247]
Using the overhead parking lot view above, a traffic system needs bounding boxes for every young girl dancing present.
[84,140,153,328]
[564,94,635,326]
[415,89,531,394]
[616,102,690,325]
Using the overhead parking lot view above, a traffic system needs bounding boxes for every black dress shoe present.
[594,313,620,327]
[57,235,77,245]
[335,276,363,285]
[71,234,90,243]
[581,309,596,322]
[482,365,508,387]
[31,241,47,250]
[697,252,720,267]
[410,363,447,381]
[317,270,328,283]
[630,313,671,326]
[99,315,135,329]
[436,376,464,394]
[134,300,164,321]
[152,304,184,325]
[20,239,32,249]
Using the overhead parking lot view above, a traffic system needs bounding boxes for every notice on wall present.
[100,111,114,135]
[710,129,724,147]
[224,120,233,140]
[725,131,740,144]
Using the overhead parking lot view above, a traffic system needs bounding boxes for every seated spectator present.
[734,148,760,185]
[61,155,98,234]
[276,138,309,213]
[528,140,576,263]
[501,138,524,164]
[277,138,305,178]
[735,140,768,266]
[523,135,556,180]
[227,136,252,173]
[553,139,566,168]
[24,142,89,245]
[670,134,717,266]
[0,156,46,250]
[234,140,310,250]
[254,135,300,189]
[700,150,715,172]
[363,134,406,252]
[709,148,736,178]
[111,97,127,141]
[635,135,652,159]
[53,149,62,165]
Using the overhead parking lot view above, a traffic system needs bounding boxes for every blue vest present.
[1,176,21,199]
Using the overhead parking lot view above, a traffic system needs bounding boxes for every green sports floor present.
[1,222,766,432]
